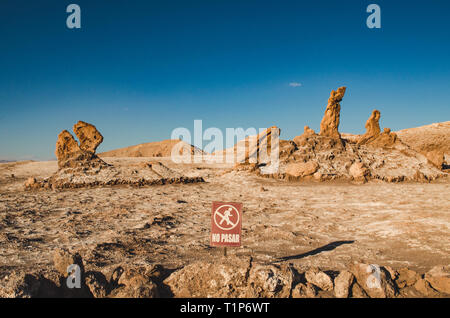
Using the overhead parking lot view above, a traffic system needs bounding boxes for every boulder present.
[349,263,396,298]
[414,278,439,296]
[304,268,333,291]
[163,257,293,298]
[349,161,370,181]
[334,270,355,298]
[351,282,369,298]
[424,265,450,294]
[84,271,108,298]
[291,282,317,298]
[285,161,319,178]
[319,87,346,139]
[109,266,160,298]
[396,268,419,288]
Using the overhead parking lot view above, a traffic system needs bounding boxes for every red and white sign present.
[210,202,242,247]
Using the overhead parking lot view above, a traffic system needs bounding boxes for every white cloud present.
[289,82,302,87]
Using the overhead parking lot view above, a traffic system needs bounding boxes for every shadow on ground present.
[274,240,355,263]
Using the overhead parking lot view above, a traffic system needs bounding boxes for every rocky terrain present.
[0,88,449,298]
[24,122,204,190]
[0,156,449,298]
[396,121,450,169]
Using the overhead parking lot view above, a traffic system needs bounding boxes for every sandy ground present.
[0,158,449,280]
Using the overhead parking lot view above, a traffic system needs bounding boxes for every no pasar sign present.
[210,202,242,247]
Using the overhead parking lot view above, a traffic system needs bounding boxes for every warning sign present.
[210,202,242,247]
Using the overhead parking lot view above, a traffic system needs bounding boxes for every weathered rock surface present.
[291,282,317,298]
[25,122,205,190]
[84,271,108,298]
[54,122,107,170]
[163,257,294,298]
[53,248,84,277]
[396,268,419,288]
[396,121,450,170]
[109,266,160,298]
[3,256,450,298]
[236,87,445,183]
[424,265,450,294]
[73,121,104,153]
[293,126,316,147]
[414,278,439,296]
[304,268,334,291]
[334,270,355,298]
[285,161,319,178]
[319,86,346,139]
[358,110,381,144]
[349,263,396,298]
[349,161,369,182]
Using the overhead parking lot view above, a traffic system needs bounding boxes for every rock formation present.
[292,126,316,147]
[319,86,346,139]
[235,87,445,182]
[55,122,107,169]
[3,250,450,298]
[395,121,450,170]
[25,122,204,190]
[358,110,398,148]
[358,109,381,144]
[73,121,104,153]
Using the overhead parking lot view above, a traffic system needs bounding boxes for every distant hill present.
[395,121,450,155]
[98,139,205,158]
[396,121,450,167]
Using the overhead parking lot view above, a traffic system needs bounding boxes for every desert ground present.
[0,157,449,297]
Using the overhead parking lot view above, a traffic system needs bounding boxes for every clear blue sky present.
[1,0,449,160]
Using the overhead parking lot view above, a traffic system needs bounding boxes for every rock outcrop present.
[358,110,398,148]
[395,121,450,170]
[3,255,450,298]
[358,110,381,144]
[55,122,107,170]
[319,86,346,139]
[234,87,445,183]
[73,121,104,153]
[25,122,204,190]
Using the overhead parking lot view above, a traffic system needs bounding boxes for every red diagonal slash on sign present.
[215,210,236,227]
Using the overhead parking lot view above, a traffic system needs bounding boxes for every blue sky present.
[1,0,449,160]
